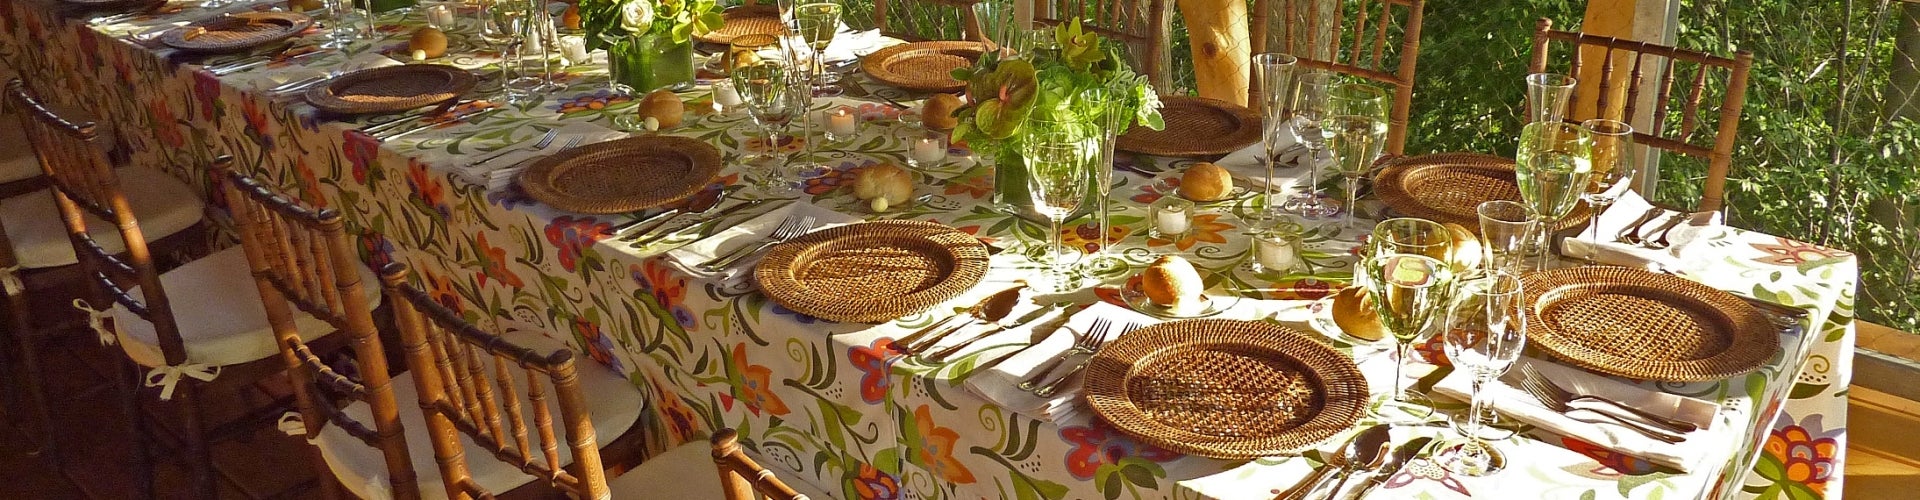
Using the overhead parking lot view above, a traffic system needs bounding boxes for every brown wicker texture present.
[754,220,990,324]
[1374,152,1590,233]
[305,64,474,116]
[1083,319,1368,459]
[696,5,788,44]
[62,0,150,7]
[161,12,311,53]
[515,135,722,214]
[860,41,986,92]
[1522,266,1778,382]
[1115,96,1262,158]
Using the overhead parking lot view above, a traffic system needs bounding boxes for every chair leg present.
[6,290,56,459]
[169,382,219,499]
[119,356,154,500]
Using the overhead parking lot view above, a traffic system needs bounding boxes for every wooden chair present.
[873,0,990,43]
[1251,0,1426,155]
[219,164,417,500]
[1529,18,1754,214]
[605,428,830,499]
[1034,0,1175,92]
[379,263,649,500]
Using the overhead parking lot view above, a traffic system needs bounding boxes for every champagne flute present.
[732,60,796,191]
[1365,217,1454,421]
[1515,122,1593,270]
[1526,73,1576,124]
[1322,82,1390,228]
[794,2,843,97]
[1079,85,1125,275]
[504,0,564,98]
[319,0,361,49]
[1285,71,1333,217]
[1252,52,1299,222]
[779,33,826,183]
[1579,119,1637,261]
[1026,127,1093,293]
[1435,271,1526,476]
[473,0,524,94]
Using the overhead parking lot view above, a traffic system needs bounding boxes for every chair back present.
[4,79,186,365]
[1251,0,1425,155]
[874,0,989,43]
[1034,0,1174,92]
[711,428,810,500]
[380,263,610,500]
[1528,18,1753,214]
[219,163,416,500]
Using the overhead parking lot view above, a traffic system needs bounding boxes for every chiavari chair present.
[874,0,990,43]
[1251,0,1426,155]
[1034,0,1175,92]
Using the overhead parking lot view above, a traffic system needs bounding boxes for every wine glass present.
[320,0,366,49]
[1284,71,1334,217]
[1579,119,1637,262]
[1322,82,1390,228]
[504,0,565,99]
[1026,127,1093,293]
[1515,122,1593,270]
[1365,217,1455,421]
[1252,52,1299,221]
[473,0,524,94]
[794,2,843,97]
[1476,200,1535,276]
[778,33,828,182]
[1526,73,1576,124]
[1435,271,1526,476]
[732,60,797,191]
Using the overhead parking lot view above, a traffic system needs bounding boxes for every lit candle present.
[827,108,858,137]
[558,36,591,65]
[1156,208,1189,235]
[910,136,947,167]
[712,82,743,107]
[1150,197,1193,237]
[1252,223,1304,273]
[425,4,457,29]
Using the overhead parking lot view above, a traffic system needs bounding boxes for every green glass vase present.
[606,33,695,95]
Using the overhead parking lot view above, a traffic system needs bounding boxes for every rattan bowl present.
[754,220,990,324]
[305,64,474,116]
[515,135,721,214]
[1083,319,1368,459]
[1374,152,1591,233]
[860,41,986,93]
[1522,266,1778,381]
[696,5,787,44]
[1115,96,1262,157]
[161,12,311,53]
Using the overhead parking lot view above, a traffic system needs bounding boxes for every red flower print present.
[631,261,694,329]
[1147,213,1235,251]
[574,316,625,373]
[1413,333,1447,366]
[1562,437,1658,476]
[852,462,901,499]
[474,233,524,289]
[847,338,899,405]
[910,405,975,484]
[655,383,701,442]
[148,100,184,149]
[1131,177,1180,204]
[730,344,790,416]
[544,216,612,272]
[552,90,631,114]
[1062,220,1130,254]
[1750,237,1852,267]
[194,71,222,120]
[293,158,327,208]
[406,159,450,218]
[1058,422,1178,481]
[942,173,992,199]
[242,97,273,148]
[360,234,395,269]
[344,130,380,185]
[802,160,871,196]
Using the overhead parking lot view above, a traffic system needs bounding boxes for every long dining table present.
[1,2,1858,499]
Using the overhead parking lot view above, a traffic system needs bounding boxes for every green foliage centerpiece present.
[579,0,724,93]
[950,20,1164,218]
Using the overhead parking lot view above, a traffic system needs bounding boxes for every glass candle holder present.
[558,35,592,66]
[824,107,859,142]
[1252,222,1305,273]
[908,132,947,168]
[710,80,743,114]
[423,2,458,29]
[1149,196,1194,239]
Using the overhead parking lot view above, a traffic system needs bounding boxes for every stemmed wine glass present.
[1364,217,1455,421]
[504,0,565,99]
[1284,71,1333,217]
[1515,122,1593,270]
[1026,124,1094,293]
[1435,271,1526,476]
[1579,119,1637,261]
[473,0,524,95]
[1323,82,1391,228]
[1526,73,1576,123]
[320,0,367,49]
[778,33,828,181]
[794,2,843,97]
[1252,52,1299,222]
[732,60,797,192]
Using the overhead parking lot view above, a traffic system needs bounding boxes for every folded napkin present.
[660,201,863,281]
[823,29,887,63]
[1212,130,1325,192]
[1558,191,1725,272]
[233,52,405,94]
[962,302,1157,423]
[1431,357,1724,472]
[419,123,625,188]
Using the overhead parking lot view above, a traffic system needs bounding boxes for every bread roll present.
[1442,223,1483,273]
[409,28,449,59]
[1330,286,1386,341]
[852,164,912,211]
[1179,162,1233,201]
[1141,255,1205,313]
[923,94,964,130]
[638,90,685,129]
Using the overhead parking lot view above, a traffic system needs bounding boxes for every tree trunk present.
[1885,1,1920,120]
[1176,0,1250,106]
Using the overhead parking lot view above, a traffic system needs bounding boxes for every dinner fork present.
[471,129,560,166]
[1645,213,1694,250]
[1615,207,1665,245]
[699,215,816,271]
[1514,371,1687,443]
[1018,318,1109,392]
[1517,365,1698,433]
[1031,322,1137,397]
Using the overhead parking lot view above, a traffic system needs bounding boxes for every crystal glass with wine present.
[1515,122,1593,270]
[1579,119,1636,262]
[1323,82,1391,228]
[794,2,843,97]
[1364,217,1455,420]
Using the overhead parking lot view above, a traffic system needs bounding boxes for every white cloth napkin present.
[1432,357,1725,472]
[823,29,888,63]
[419,123,626,188]
[236,52,406,94]
[661,201,863,280]
[1212,130,1325,192]
[961,302,1157,423]
[1558,191,1725,272]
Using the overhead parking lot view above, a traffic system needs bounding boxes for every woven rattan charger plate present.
[515,135,721,214]
[860,41,987,93]
[1374,152,1591,233]
[696,5,788,44]
[754,220,990,324]
[1083,319,1368,459]
[305,64,474,116]
[1116,96,1262,157]
[160,12,312,53]
[1522,266,1777,382]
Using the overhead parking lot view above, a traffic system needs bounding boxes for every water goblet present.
[1579,118,1637,262]
[1515,122,1593,270]
[1435,271,1527,476]
[1025,129,1094,293]
[1365,217,1455,421]
[1323,82,1391,228]
[1476,200,1535,276]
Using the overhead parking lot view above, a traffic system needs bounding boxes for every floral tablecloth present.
[1,2,1856,499]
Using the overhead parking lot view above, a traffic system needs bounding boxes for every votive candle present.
[1150,197,1194,238]
[827,108,858,137]
[909,135,947,167]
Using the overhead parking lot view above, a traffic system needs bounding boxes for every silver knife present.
[926,303,1062,362]
[377,107,500,141]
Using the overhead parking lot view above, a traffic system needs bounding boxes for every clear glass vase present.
[607,33,696,95]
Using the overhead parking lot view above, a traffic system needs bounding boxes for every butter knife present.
[926,303,1062,362]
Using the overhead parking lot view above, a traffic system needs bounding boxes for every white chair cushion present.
[609,441,837,500]
[1,166,204,269]
[107,246,379,368]
[0,149,39,185]
[315,329,644,500]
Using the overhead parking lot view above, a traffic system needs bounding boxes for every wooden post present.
[1177,0,1251,105]
[1574,0,1637,122]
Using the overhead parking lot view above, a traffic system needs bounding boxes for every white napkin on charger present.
[661,201,862,280]
[1212,130,1325,192]
[962,302,1157,423]
[1431,357,1725,472]
[1558,191,1725,272]
[823,28,888,63]
[435,123,627,189]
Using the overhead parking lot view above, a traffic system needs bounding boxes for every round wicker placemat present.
[696,5,788,44]
[515,135,721,214]
[860,41,986,92]
[305,65,474,115]
[1116,96,1262,157]
[161,12,311,53]
[1522,266,1777,382]
[1083,319,1368,459]
[1374,152,1590,233]
[755,220,990,324]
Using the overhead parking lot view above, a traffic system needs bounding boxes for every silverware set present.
[925,304,1062,363]
[377,107,503,141]
[1513,366,1687,443]
[627,199,781,249]
[697,215,817,271]
[207,46,327,76]
[1615,207,1694,249]
[1021,318,1139,397]
[468,129,560,164]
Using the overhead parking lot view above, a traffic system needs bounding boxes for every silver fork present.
[1517,365,1698,433]
[470,129,560,166]
[1514,370,1686,443]
[699,215,816,271]
[1019,318,1114,395]
[1031,322,1135,397]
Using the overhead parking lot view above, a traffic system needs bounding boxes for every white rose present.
[620,1,655,32]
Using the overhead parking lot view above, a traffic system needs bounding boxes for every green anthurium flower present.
[966,59,1039,139]
[1056,19,1104,71]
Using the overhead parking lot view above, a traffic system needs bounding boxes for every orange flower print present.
[1761,415,1839,496]
[407,159,450,219]
[942,173,992,199]
[148,100,184,149]
[1147,213,1234,251]
[293,158,327,208]
[746,133,805,155]
[473,233,524,289]
[910,405,975,484]
[242,97,273,148]
[552,89,631,114]
[655,383,701,442]
[423,268,462,314]
[730,344,790,416]
[1750,237,1852,267]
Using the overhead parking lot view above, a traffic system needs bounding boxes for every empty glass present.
[1080,85,1126,275]
[1476,200,1535,275]
[780,34,827,180]
[1580,119,1637,261]
[1323,82,1391,228]
[1436,272,1526,476]
[1025,125,1094,293]
[1285,71,1335,217]
[1252,52,1299,221]
[732,60,797,190]
[1525,73,1576,123]
[321,0,367,49]
[504,0,565,99]
[1515,122,1593,269]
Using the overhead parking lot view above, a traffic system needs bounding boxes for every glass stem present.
[1262,137,1277,219]
[1343,176,1360,228]
[1465,371,1490,438]
[1048,217,1065,284]
[1392,341,1412,403]
[1536,215,1556,270]
[1096,187,1111,257]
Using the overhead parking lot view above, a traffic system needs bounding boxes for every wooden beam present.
[1177,0,1252,105]
[1576,0,1638,122]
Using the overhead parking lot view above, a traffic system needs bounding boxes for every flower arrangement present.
[950,19,1164,150]
[577,0,725,51]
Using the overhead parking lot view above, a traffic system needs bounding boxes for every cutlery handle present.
[1567,397,1698,433]
[1566,409,1687,443]
[927,326,1004,362]
[1274,466,1338,500]
[895,315,962,350]
[1324,471,1359,500]
[1017,352,1077,391]
[701,240,778,271]
[1031,356,1092,397]
[905,320,972,353]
